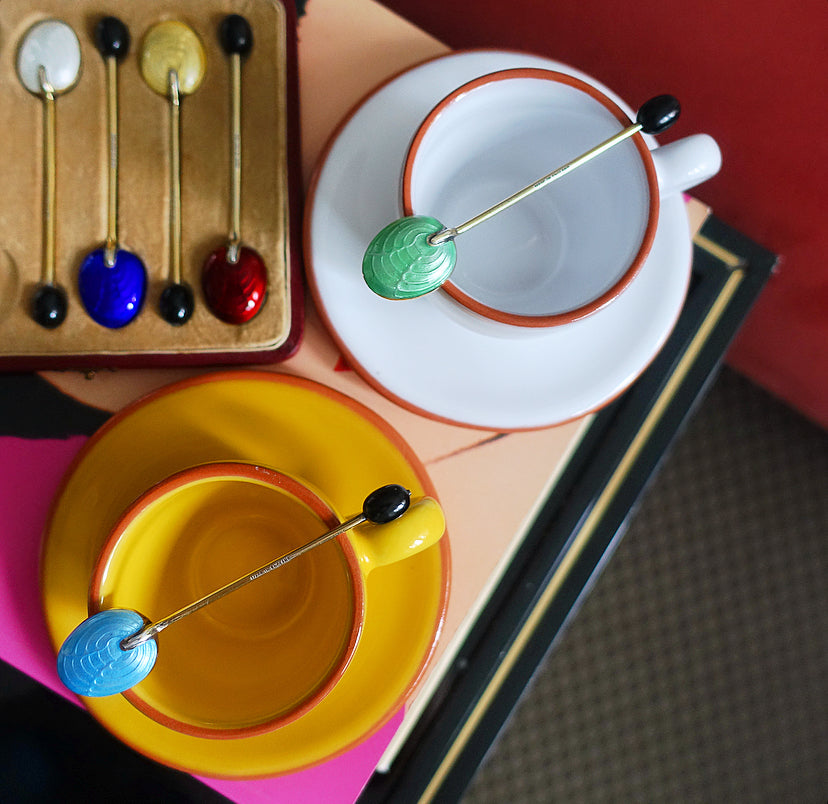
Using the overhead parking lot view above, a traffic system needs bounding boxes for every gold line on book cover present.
[416,264,746,804]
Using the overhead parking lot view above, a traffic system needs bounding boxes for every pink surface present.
[0,436,86,700]
[203,714,404,803]
[0,435,403,802]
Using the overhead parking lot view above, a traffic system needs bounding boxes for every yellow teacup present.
[88,462,445,739]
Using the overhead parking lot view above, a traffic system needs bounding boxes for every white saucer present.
[305,50,692,430]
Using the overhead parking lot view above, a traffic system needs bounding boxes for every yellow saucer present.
[41,371,450,778]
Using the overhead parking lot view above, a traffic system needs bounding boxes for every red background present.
[378,0,828,429]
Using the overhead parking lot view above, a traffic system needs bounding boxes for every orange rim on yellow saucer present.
[41,371,450,778]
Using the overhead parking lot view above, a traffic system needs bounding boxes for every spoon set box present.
[0,0,303,369]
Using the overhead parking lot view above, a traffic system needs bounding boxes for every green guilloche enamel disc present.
[362,216,456,300]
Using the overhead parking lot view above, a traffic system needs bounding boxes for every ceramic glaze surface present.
[404,70,656,322]
[91,465,357,738]
[305,50,694,429]
[41,372,448,777]
[353,497,445,574]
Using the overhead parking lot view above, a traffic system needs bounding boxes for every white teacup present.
[402,68,721,328]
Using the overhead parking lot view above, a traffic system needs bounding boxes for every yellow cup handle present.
[349,496,445,575]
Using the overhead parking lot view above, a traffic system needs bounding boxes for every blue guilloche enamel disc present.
[57,609,157,697]
[78,248,147,328]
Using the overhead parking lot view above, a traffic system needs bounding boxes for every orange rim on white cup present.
[404,68,660,328]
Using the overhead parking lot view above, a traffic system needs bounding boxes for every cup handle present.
[650,133,722,197]
[349,496,446,574]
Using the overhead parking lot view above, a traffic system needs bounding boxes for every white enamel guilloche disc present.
[16,19,82,95]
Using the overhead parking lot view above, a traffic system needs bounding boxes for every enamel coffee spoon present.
[140,21,206,325]
[77,17,148,328]
[16,20,82,328]
[201,14,268,324]
[363,94,680,301]
[57,484,420,697]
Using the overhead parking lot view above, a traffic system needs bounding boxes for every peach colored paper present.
[41,1,591,733]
